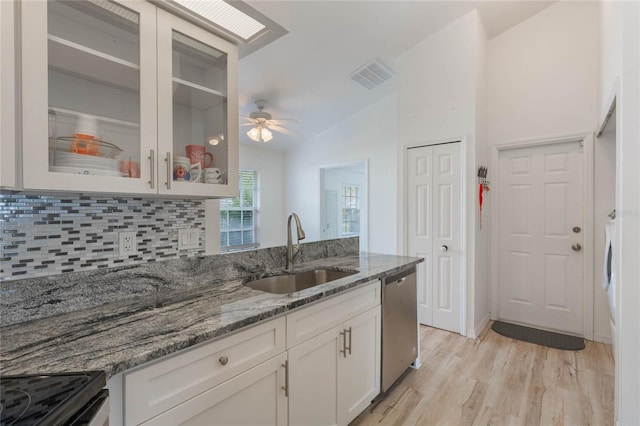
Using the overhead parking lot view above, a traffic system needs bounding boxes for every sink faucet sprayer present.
[286,213,306,271]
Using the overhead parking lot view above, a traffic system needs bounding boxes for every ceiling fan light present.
[247,126,273,142]
[261,128,273,142]
[247,127,260,142]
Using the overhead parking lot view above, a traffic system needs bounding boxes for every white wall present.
[593,2,618,345]
[474,18,490,336]
[321,166,367,248]
[396,13,477,147]
[396,11,485,336]
[239,143,287,248]
[286,95,397,254]
[599,2,622,122]
[488,1,598,144]
[600,1,640,423]
[488,1,601,339]
[594,122,616,344]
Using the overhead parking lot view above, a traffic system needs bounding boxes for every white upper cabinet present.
[20,0,238,197]
[1,0,18,189]
[156,9,238,197]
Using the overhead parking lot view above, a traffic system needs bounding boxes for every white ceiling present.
[238,1,555,150]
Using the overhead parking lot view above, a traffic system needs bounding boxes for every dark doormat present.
[491,321,585,351]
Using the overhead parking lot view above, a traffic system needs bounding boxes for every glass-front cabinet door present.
[21,1,237,197]
[157,9,238,197]
[22,0,157,194]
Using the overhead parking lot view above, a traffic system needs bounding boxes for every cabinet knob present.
[440,245,448,252]
[219,356,229,366]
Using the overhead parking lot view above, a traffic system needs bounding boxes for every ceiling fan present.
[241,100,301,143]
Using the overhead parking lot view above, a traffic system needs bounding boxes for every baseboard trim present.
[411,355,421,369]
[467,313,490,339]
[593,333,613,344]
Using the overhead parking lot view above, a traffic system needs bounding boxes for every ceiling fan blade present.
[269,118,300,125]
[267,123,303,137]
[240,122,256,126]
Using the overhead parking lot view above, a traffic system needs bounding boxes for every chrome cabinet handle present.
[148,149,155,189]
[281,360,289,397]
[165,152,172,189]
[346,326,352,355]
[218,356,228,366]
[572,244,582,252]
[440,245,448,252]
[340,330,347,358]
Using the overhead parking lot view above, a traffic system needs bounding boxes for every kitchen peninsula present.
[1,237,422,425]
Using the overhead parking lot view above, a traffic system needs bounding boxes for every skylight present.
[172,0,266,41]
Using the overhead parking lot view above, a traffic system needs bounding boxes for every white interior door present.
[408,142,462,333]
[498,141,584,335]
[323,189,338,239]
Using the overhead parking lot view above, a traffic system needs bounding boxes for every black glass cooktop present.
[0,371,105,426]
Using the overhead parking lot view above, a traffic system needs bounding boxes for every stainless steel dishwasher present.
[381,266,418,392]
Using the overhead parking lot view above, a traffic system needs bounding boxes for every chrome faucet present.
[286,213,306,271]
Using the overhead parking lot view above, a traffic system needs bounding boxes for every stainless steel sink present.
[245,269,357,294]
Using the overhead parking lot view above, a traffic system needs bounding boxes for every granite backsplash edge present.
[0,237,359,327]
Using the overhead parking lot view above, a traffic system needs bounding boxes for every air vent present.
[349,59,393,90]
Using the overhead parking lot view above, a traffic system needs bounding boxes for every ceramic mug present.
[185,145,214,169]
[173,156,201,182]
[204,168,225,184]
[119,161,140,178]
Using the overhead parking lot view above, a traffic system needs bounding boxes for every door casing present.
[490,132,595,339]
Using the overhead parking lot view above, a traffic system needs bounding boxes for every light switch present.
[178,228,199,250]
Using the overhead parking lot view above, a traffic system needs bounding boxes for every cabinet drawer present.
[125,317,285,425]
[140,353,288,426]
[286,280,380,348]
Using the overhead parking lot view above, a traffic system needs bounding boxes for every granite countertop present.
[0,253,421,380]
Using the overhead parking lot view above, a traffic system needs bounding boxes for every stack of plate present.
[51,151,126,177]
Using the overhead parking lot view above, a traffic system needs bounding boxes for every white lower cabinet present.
[141,352,288,426]
[124,317,286,425]
[338,306,381,425]
[288,326,340,426]
[120,281,381,426]
[288,305,381,426]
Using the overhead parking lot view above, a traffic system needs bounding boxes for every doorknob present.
[440,245,448,252]
[572,244,582,252]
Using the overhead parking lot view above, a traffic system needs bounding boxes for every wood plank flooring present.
[352,323,614,426]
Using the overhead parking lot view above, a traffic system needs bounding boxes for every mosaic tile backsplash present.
[0,193,205,281]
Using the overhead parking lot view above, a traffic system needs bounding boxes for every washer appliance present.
[603,219,616,355]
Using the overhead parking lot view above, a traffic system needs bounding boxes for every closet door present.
[407,142,462,333]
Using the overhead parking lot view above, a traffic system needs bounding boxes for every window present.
[220,170,259,251]
[342,184,360,236]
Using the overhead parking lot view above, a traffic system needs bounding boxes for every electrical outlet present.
[119,231,137,256]
[178,228,199,250]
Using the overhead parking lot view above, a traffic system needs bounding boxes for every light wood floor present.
[352,323,614,426]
